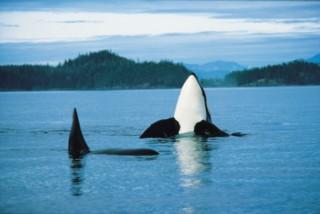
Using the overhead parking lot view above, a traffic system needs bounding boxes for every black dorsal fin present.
[68,108,90,157]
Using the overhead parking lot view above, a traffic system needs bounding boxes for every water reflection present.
[69,157,85,196]
[174,136,212,188]
[182,206,196,214]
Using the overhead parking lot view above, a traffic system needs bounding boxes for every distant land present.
[186,53,320,80]
[222,60,320,87]
[0,50,190,90]
[307,54,320,64]
[185,61,246,79]
[0,50,320,90]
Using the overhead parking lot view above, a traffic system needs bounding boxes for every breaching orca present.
[140,73,244,138]
[68,108,159,158]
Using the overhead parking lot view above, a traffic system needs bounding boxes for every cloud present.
[0,32,319,67]
[0,22,19,27]
[56,20,103,24]
[0,11,320,43]
[0,1,319,66]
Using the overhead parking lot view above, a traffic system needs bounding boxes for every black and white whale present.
[69,108,159,158]
[140,73,244,138]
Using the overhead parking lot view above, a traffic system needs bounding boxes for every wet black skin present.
[139,74,246,139]
[68,109,90,157]
[140,118,180,138]
[194,120,229,137]
[68,108,159,158]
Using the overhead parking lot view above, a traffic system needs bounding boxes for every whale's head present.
[139,73,229,138]
[174,74,211,134]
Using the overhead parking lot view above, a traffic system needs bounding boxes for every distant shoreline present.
[1,50,319,91]
[1,84,319,92]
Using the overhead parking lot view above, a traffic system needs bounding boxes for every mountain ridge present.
[307,53,320,64]
[185,60,246,79]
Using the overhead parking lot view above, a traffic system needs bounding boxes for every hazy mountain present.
[307,53,320,64]
[185,61,246,79]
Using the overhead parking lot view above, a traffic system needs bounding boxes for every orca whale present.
[140,73,243,138]
[68,108,159,158]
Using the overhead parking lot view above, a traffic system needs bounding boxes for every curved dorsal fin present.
[68,108,90,157]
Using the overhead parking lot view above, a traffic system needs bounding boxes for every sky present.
[0,0,319,67]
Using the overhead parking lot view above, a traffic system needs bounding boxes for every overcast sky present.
[0,0,319,66]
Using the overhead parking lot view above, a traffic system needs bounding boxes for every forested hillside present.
[1,51,319,90]
[225,61,320,86]
[0,50,190,90]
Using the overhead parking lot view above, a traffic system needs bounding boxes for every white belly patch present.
[174,75,208,134]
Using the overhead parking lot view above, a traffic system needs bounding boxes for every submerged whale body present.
[140,73,243,138]
[68,109,159,158]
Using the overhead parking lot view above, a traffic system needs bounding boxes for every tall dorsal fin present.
[68,108,90,157]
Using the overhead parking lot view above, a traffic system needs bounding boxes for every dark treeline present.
[225,61,320,86]
[0,50,190,90]
[1,51,320,90]
[202,60,320,87]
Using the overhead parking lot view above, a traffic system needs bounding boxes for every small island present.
[0,50,190,90]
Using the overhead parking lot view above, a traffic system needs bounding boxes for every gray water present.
[0,87,319,214]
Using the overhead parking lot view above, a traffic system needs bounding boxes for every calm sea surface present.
[0,86,319,214]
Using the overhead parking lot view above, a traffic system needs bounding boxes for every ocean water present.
[0,86,319,214]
